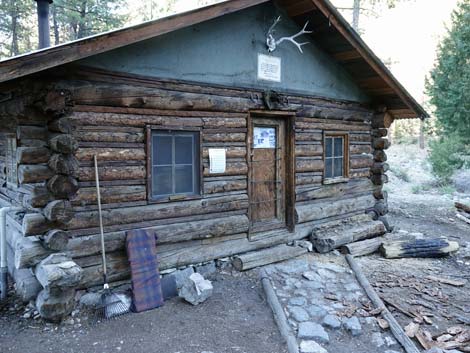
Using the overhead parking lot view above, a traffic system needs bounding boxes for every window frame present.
[146,125,203,203]
[323,132,350,184]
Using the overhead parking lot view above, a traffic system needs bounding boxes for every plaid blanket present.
[126,229,164,313]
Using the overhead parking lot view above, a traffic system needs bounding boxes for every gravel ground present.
[0,271,287,353]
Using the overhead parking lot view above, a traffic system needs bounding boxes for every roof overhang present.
[0,0,428,120]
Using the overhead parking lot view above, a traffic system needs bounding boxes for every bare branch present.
[274,21,313,53]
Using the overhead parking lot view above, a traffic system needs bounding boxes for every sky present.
[127,0,459,104]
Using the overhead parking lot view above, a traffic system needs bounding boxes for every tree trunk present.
[10,2,19,56]
[52,4,60,45]
[419,119,425,149]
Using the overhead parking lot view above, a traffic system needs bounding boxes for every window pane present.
[153,135,172,165]
[175,135,193,164]
[175,165,193,194]
[153,166,173,196]
[325,137,333,158]
[334,137,344,158]
[325,158,333,178]
[334,157,344,178]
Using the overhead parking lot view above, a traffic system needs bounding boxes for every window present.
[149,130,200,200]
[324,134,349,180]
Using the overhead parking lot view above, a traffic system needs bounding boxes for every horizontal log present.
[296,118,371,131]
[77,221,315,288]
[47,175,79,198]
[373,138,391,150]
[371,162,390,174]
[76,147,145,161]
[40,229,69,251]
[203,132,246,143]
[79,166,146,181]
[203,179,247,194]
[18,164,53,184]
[203,161,247,176]
[232,244,307,271]
[75,129,145,143]
[350,155,373,169]
[455,202,470,214]
[295,194,375,223]
[17,125,47,140]
[371,174,389,186]
[350,144,371,154]
[380,239,459,259]
[22,213,55,236]
[67,194,248,230]
[48,117,73,134]
[296,179,374,202]
[35,254,82,290]
[43,200,74,223]
[16,147,50,164]
[296,158,324,173]
[49,134,79,154]
[296,172,323,186]
[340,237,385,257]
[202,146,246,159]
[373,150,387,162]
[296,132,322,142]
[71,185,146,206]
[311,220,386,253]
[350,168,370,178]
[6,247,42,302]
[22,184,52,208]
[48,154,79,176]
[18,138,47,148]
[295,144,323,157]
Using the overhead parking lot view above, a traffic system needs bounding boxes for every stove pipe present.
[35,0,53,49]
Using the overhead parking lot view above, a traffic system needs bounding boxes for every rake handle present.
[94,155,108,285]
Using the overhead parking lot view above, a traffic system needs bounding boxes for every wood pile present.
[380,238,459,259]
[405,323,470,351]
[455,202,470,225]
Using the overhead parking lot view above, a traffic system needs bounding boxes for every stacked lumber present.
[310,216,386,253]
[380,238,459,259]
[455,202,470,225]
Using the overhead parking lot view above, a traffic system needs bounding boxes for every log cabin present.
[0,0,428,319]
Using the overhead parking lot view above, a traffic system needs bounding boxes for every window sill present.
[323,177,349,185]
[148,194,203,204]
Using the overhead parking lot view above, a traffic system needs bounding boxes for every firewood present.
[232,244,307,271]
[455,202,470,214]
[340,237,384,257]
[426,275,467,287]
[456,213,470,225]
[380,238,459,259]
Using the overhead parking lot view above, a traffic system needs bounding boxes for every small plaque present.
[209,148,226,174]
[253,127,276,149]
[258,54,281,82]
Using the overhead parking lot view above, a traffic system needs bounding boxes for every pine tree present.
[51,0,127,42]
[0,0,35,57]
[426,0,470,143]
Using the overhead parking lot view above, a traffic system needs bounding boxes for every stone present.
[385,336,397,347]
[306,305,328,318]
[300,340,328,353]
[452,169,470,193]
[317,269,336,279]
[371,332,385,347]
[289,306,310,322]
[289,297,307,306]
[276,259,309,274]
[322,315,341,329]
[316,262,346,273]
[298,322,329,343]
[35,253,82,290]
[178,273,213,305]
[79,292,101,308]
[344,282,361,292]
[195,262,216,277]
[173,267,195,290]
[303,281,324,290]
[344,316,362,336]
[294,289,308,297]
[303,271,322,282]
[36,288,75,322]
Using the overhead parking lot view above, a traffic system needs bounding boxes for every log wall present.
[0,70,385,294]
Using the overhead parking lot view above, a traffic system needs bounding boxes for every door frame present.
[247,110,296,236]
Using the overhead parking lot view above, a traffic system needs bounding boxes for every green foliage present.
[428,134,469,181]
[391,166,410,182]
[393,120,420,144]
[426,0,470,144]
[0,0,35,57]
[52,0,127,42]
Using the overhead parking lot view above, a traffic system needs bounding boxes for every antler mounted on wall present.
[266,16,313,53]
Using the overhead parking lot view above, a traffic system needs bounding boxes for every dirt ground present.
[0,272,287,353]
[1,143,469,353]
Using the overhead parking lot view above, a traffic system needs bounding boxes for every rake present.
[94,155,132,320]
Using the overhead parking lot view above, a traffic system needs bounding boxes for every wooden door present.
[249,116,287,232]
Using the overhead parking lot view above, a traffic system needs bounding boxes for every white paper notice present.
[258,54,281,82]
[253,127,276,148]
[209,148,226,174]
